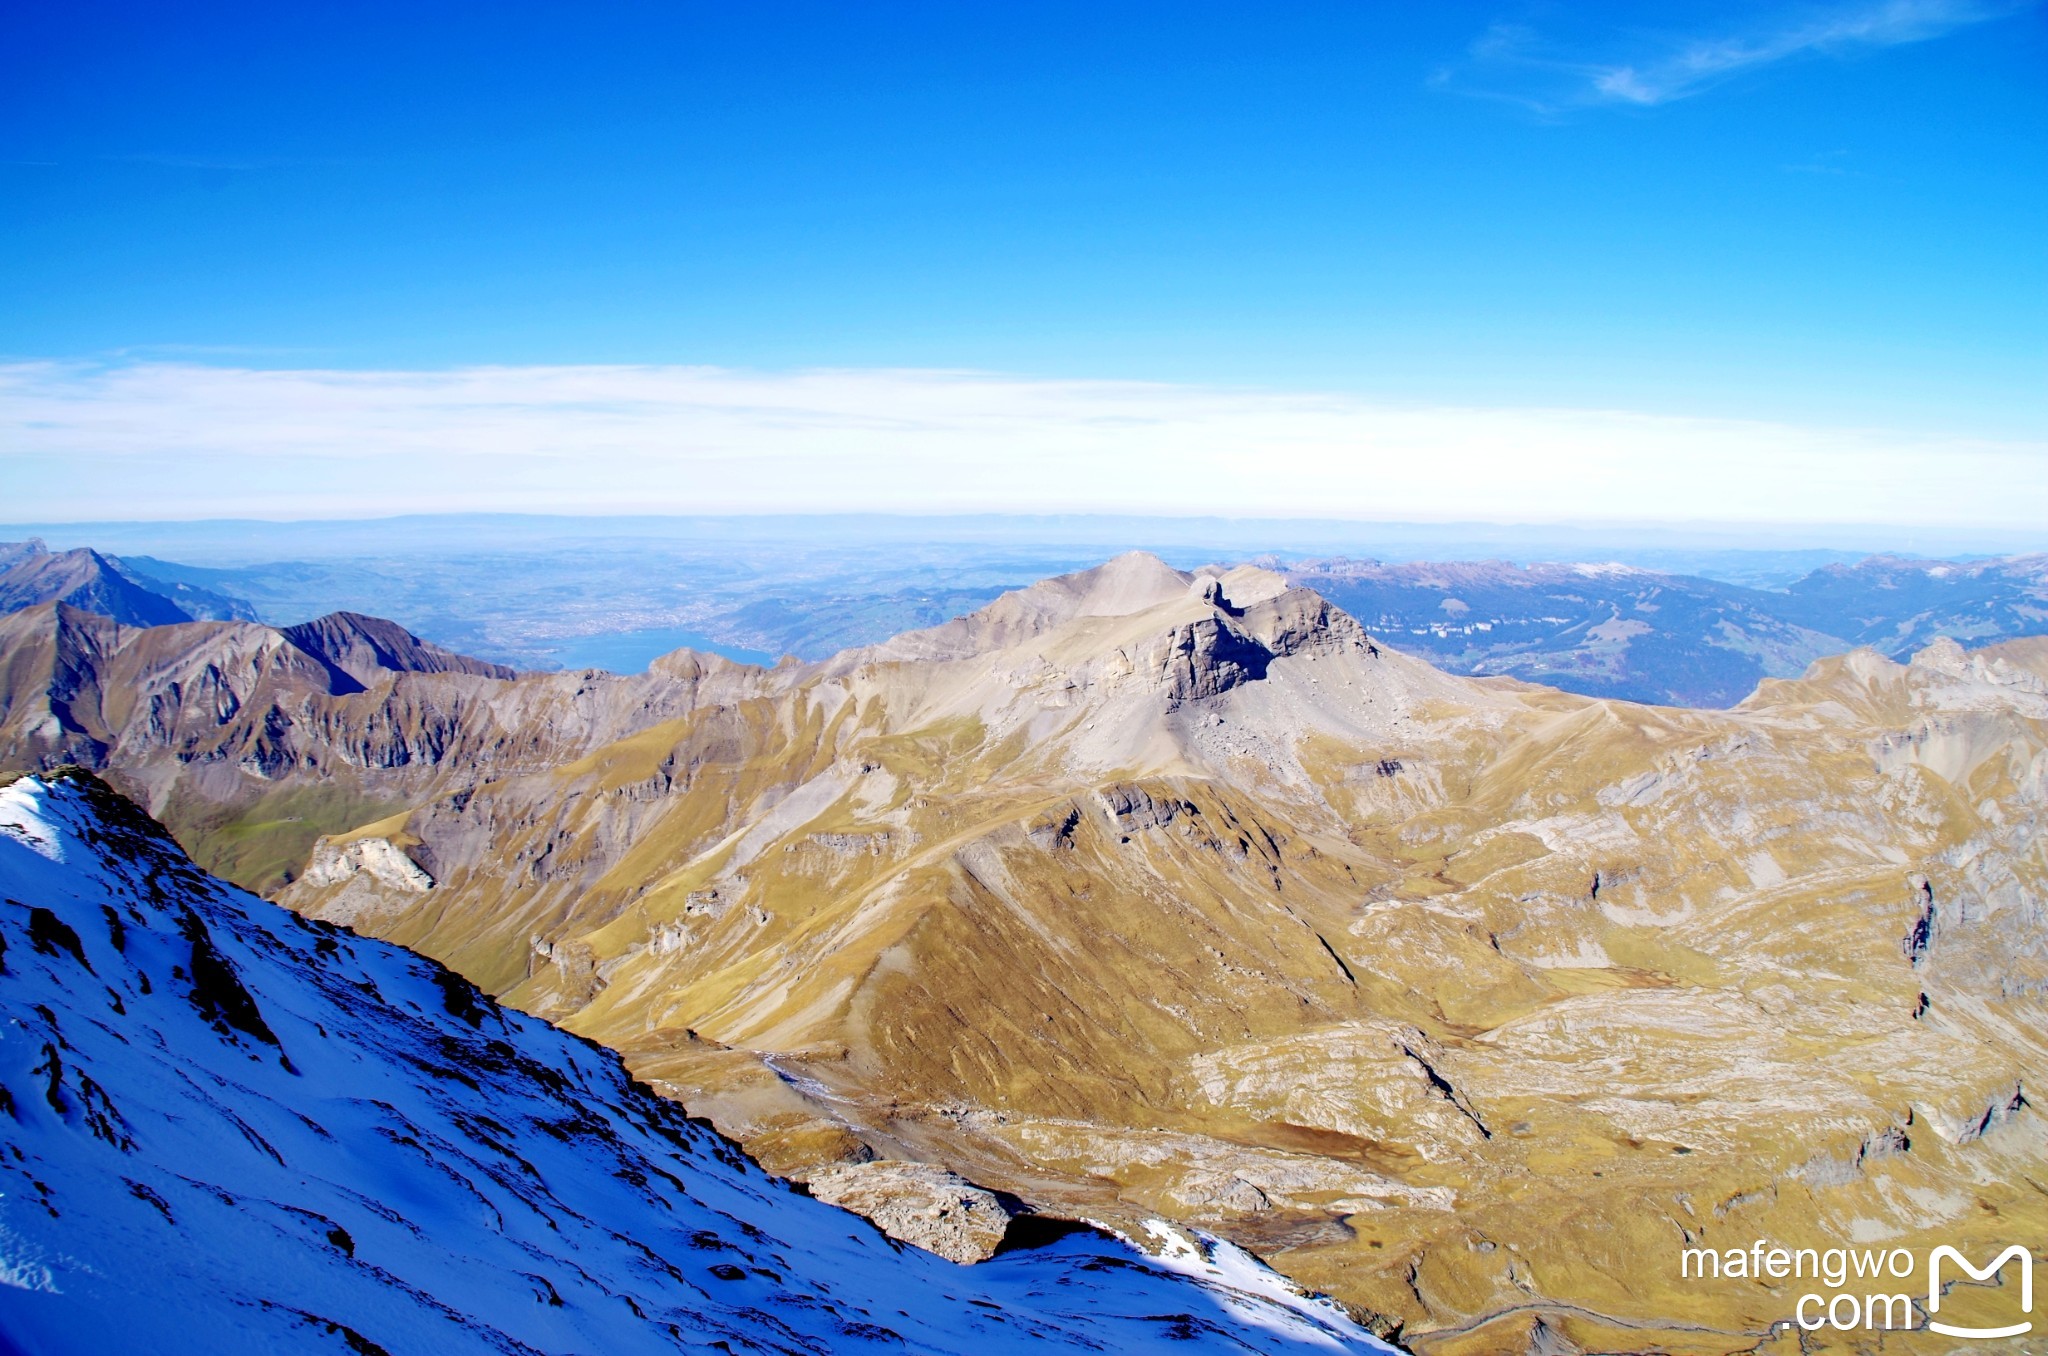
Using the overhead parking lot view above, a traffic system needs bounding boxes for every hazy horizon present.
[6,509,2044,568]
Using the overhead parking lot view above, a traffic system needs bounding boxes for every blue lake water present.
[547,627,781,674]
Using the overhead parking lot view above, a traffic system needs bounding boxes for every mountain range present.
[3,550,2038,1351]
[0,538,258,626]
[0,768,1393,1354]
[1276,553,2048,707]
[10,534,2047,710]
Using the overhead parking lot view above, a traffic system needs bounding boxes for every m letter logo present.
[1928,1245,2034,1340]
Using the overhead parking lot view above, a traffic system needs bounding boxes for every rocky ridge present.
[0,600,763,892]
[0,541,194,627]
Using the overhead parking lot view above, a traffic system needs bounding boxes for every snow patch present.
[0,780,65,862]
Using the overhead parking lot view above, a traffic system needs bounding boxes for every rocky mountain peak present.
[0,542,195,628]
[863,550,1196,664]
[1143,579,1376,709]
[0,536,50,570]
[280,611,516,690]
[1194,562,1291,608]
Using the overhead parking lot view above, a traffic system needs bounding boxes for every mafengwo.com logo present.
[1928,1246,2033,1340]
[1680,1239,2035,1338]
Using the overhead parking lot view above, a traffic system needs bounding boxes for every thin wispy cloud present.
[1,361,2040,529]
[1438,0,2029,115]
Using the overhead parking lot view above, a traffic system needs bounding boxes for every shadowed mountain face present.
[2,554,2044,1350]
[0,771,1392,1355]
[0,538,258,626]
[281,610,516,689]
[0,540,194,627]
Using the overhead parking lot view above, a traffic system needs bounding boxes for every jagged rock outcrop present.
[1154,615,1273,706]
[301,834,433,890]
[291,832,435,928]
[803,1161,1020,1263]
[1097,782,1195,834]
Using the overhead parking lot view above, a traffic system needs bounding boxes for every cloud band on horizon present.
[1,360,2040,529]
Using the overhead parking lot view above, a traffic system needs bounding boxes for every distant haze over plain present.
[3,512,2043,570]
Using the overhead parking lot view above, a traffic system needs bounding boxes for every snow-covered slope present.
[0,772,1395,1355]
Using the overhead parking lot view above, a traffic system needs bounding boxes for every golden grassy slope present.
[281,562,2047,1353]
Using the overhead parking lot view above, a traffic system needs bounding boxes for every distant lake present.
[547,627,781,674]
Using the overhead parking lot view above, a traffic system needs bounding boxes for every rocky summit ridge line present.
[1,552,2044,1351]
[0,769,1395,1354]
[0,598,749,893]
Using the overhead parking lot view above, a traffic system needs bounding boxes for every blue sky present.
[2,1,2044,524]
